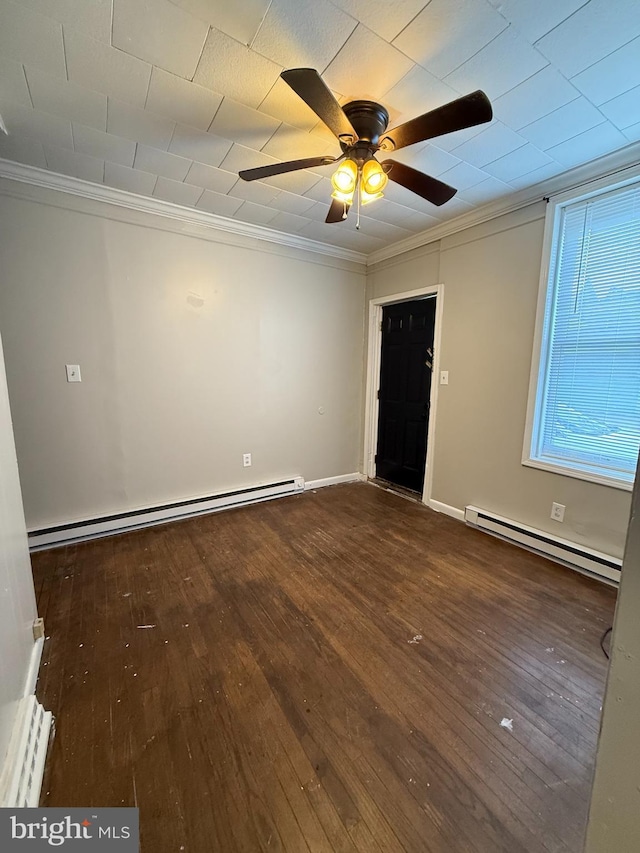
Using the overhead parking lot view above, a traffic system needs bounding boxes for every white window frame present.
[522,170,640,492]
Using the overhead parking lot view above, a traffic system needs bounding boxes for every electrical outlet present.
[65,364,81,382]
[440,370,449,385]
[243,453,252,467]
[551,502,565,522]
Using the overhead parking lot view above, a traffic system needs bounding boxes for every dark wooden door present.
[375,298,436,493]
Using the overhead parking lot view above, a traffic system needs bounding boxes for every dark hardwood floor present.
[31,483,616,853]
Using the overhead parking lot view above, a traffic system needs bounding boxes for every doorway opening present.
[364,285,443,506]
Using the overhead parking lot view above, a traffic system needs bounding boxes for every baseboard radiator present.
[464,505,621,584]
[0,696,53,807]
[29,476,305,550]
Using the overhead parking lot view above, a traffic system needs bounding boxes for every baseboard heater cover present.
[0,695,53,807]
[465,505,621,584]
[29,476,305,550]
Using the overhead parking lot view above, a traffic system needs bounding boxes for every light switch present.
[66,364,81,382]
[440,370,449,385]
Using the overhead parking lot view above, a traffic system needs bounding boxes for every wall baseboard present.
[0,693,53,808]
[465,505,621,584]
[28,477,305,550]
[428,499,466,521]
[305,473,366,490]
[23,636,44,699]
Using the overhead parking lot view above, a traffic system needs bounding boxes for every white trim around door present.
[363,284,444,507]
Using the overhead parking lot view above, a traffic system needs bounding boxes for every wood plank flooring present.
[31,482,616,853]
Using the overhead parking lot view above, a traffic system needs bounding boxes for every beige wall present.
[366,203,632,558]
[0,183,366,529]
[585,470,639,851]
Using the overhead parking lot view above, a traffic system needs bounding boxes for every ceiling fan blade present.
[239,155,336,182]
[281,68,357,143]
[379,90,493,152]
[383,160,457,206]
[325,198,351,223]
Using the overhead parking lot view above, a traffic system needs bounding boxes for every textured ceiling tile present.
[232,200,280,225]
[168,124,233,167]
[622,121,640,142]
[491,67,580,130]
[0,133,46,167]
[485,0,589,42]
[429,122,484,152]
[252,0,356,71]
[322,25,414,102]
[153,175,203,206]
[268,190,316,215]
[392,0,507,79]
[26,67,107,130]
[535,0,640,78]
[506,160,564,189]
[0,58,33,107]
[64,28,152,109]
[437,161,489,191]
[260,169,322,195]
[168,0,270,46]
[195,189,244,217]
[104,161,157,195]
[303,200,335,222]
[112,0,209,80]
[0,101,73,149]
[444,28,548,101]
[73,123,136,167]
[209,98,281,149]
[571,36,640,106]
[219,142,278,174]
[258,77,326,132]
[481,143,553,182]
[268,210,312,234]
[382,66,460,125]
[329,0,429,42]
[184,161,238,193]
[227,178,280,205]
[194,29,282,109]
[107,99,176,150]
[135,143,192,181]
[545,122,629,168]
[0,0,66,78]
[455,175,511,205]
[353,196,426,227]
[262,124,337,160]
[145,68,223,131]
[390,143,462,177]
[18,0,112,42]
[450,122,526,167]
[519,98,605,149]
[45,144,104,181]
[599,85,640,131]
[400,209,441,232]
[302,177,334,203]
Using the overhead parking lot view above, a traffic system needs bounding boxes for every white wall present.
[0,330,38,773]
[367,204,632,558]
[0,182,366,529]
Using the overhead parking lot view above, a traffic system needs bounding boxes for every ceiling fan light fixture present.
[331,159,357,195]
[361,159,388,195]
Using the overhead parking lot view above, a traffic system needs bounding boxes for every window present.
[524,177,640,490]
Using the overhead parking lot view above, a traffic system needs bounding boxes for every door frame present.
[363,284,444,506]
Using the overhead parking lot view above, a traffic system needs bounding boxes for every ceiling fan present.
[238,68,493,227]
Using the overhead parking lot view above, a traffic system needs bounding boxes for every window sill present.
[521,457,635,492]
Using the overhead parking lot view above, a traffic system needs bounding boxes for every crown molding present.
[0,159,367,266]
[367,140,640,267]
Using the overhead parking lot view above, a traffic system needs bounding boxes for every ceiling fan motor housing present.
[342,100,390,147]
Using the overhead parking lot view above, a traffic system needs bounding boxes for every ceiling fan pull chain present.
[356,171,361,230]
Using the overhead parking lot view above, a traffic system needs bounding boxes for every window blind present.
[532,182,640,484]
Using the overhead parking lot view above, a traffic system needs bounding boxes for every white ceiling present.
[0,0,639,255]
